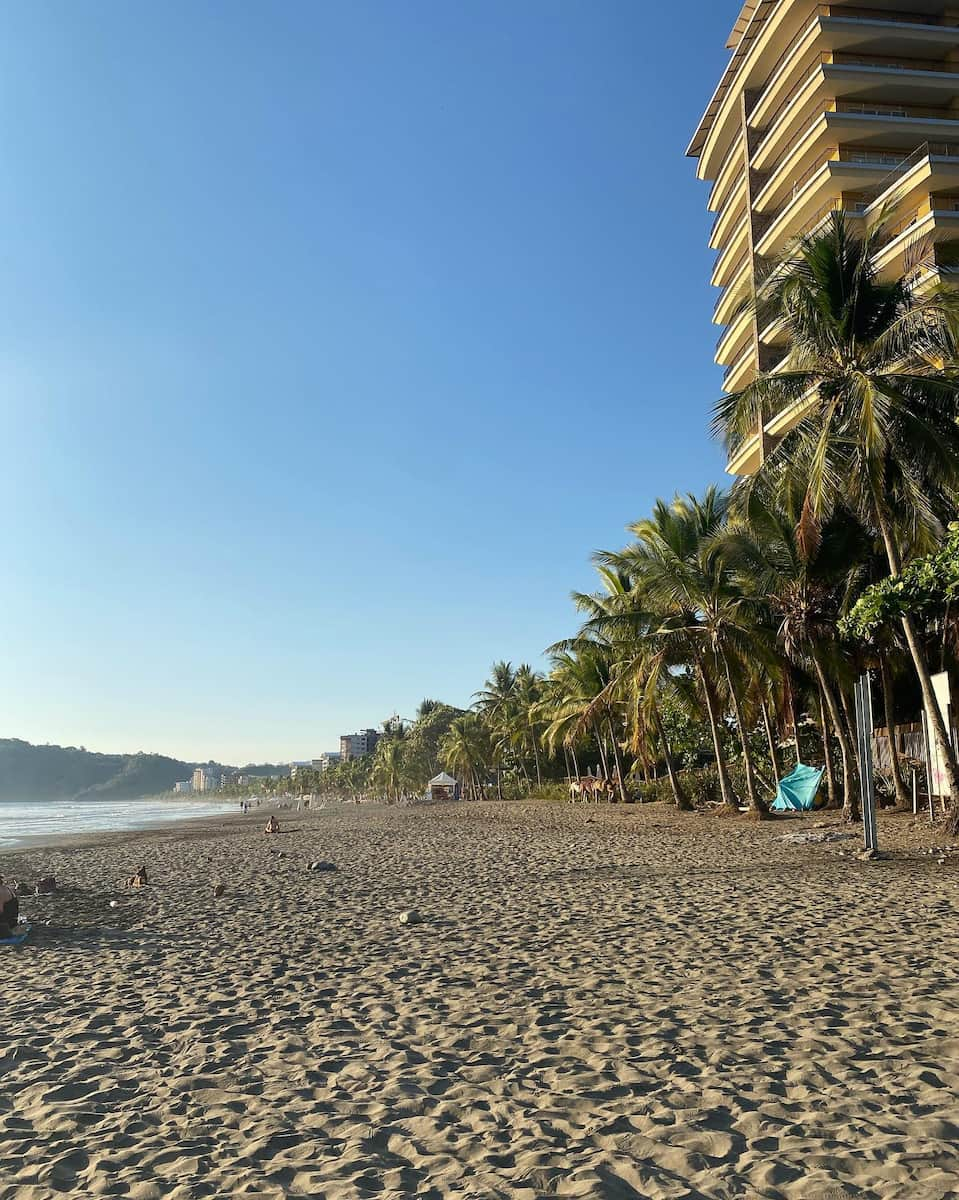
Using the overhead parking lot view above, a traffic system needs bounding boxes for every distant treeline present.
[0,739,283,802]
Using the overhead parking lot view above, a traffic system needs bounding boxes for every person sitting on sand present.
[264,815,280,835]
[0,877,19,937]
[125,865,148,888]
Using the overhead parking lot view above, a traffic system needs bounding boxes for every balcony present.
[726,431,764,477]
[750,21,825,131]
[871,197,959,275]
[708,139,746,214]
[865,141,959,211]
[755,150,882,257]
[822,10,959,59]
[710,171,749,249]
[724,341,758,393]
[716,305,754,367]
[725,385,819,477]
[712,213,751,287]
[713,254,753,325]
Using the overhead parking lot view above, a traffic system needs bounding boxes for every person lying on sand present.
[125,865,148,888]
[264,815,280,835]
[0,877,19,937]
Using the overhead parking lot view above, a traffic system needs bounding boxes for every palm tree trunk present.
[719,646,765,814]
[592,720,610,780]
[653,701,691,811]
[699,662,736,809]
[785,672,802,766]
[879,651,910,808]
[529,725,543,788]
[606,713,629,804]
[569,741,581,781]
[873,496,959,820]
[817,689,837,808]
[760,695,781,784]
[811,653,860,821]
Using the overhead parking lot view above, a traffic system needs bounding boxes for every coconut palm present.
[715,212,959,801]
[440,713,493,801]
[371,738,406,804]
[514,664,545,788]
[722,473,871,819]
[604,488,772,814]
[564,566,685,807]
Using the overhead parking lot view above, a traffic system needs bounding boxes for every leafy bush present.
[842,522,959,639]
[526,781,571,804]
[638,762,749,808]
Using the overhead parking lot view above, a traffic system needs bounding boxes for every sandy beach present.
[2,800,959,1199]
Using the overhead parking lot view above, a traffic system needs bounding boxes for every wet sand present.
[2,800,958,1199]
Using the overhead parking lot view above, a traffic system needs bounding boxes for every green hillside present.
[0,739,284,802]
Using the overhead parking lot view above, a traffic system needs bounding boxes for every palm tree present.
[514,665,545,788]
[371,739,406,803]
[722,473,871,819]
[606,488,771,814]
[440,714,493,801]
[565,566,681,807]
[475,661,522,791]
[715,212,959,801]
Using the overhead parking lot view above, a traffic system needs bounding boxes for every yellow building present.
[688,2,959,474]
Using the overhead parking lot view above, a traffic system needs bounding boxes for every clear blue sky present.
[1,0,734,764]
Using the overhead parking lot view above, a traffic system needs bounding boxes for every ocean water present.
[0,798,239,850]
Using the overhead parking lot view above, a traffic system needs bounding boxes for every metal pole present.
[921,708,935,824]
[855,672,879,852]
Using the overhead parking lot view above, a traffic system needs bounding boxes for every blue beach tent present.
[771,763,826,812]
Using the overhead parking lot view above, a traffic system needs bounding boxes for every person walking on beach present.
[0,878,19,937]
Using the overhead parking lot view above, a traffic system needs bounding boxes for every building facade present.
[688,1,959,475]
[312,753,342,772]
[339,729,380,760]
[192,766,222,792]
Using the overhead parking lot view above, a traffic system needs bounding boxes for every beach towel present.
[0,925,31,946]
[771,764,825,812]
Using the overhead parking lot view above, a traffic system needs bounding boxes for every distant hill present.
[0,739,284,802]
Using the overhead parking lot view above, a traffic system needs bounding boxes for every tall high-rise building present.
[688,2,959,474]
[192,766,222,792]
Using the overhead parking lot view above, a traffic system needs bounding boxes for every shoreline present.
[0,795,251,855]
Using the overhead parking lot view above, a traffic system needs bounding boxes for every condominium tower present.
[339,729,380,761]
[688,1,959,474]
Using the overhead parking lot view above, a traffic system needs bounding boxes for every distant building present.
[192,766,222,792]
[174,780,193,794]
[340,729,380,761]
[289,761,313,779]
[313,752,342,772]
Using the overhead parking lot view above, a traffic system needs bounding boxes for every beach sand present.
[2,800,958,1199]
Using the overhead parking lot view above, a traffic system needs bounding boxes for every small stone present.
[308,861,337,873]
[398,910,420,926]
[109,900,119,908]
[213,883,225,898]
